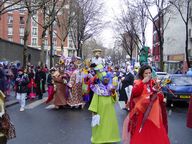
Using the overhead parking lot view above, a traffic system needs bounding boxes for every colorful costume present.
[88,81,120,143]
[67,69,85,107]
[123,79,170,144]
[187,97,192,128]
[52,71,68,107]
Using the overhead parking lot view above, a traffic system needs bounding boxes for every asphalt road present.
[6,99,192,144]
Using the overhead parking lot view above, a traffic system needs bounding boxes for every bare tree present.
[143,0,170,71]
[70,0,104,57]
[0,0,23,16]
[22,0,43,68]
[32,0,66,66]
[115,2,141,61]
[170,0,192,68]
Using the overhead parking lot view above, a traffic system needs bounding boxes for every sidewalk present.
[5,91,19,107]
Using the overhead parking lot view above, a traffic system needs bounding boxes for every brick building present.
[0,1,76,63]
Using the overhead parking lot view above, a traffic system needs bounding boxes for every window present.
[20,16,25,24]
[32,17,37,27]
[32,27,37,35]
[53,30,57,38]
[20,38,24,44]
[68,39,74,48]
[53,39,57,46]
[19,27,24,36]
[7,15,13,24]
[45,30,48,37]
[68,50,75,57]
[8,27,13,35]
[8,37,13,41]
[44,39,48,46]
[32,38,37,46]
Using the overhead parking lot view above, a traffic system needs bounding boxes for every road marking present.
[25,97,47,109]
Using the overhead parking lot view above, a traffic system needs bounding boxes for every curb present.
[5,100,19,108]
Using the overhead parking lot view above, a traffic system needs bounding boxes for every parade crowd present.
[0,49,192,144]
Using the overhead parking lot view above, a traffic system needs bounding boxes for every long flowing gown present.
[123,79,170,144]
[88,93,121,144]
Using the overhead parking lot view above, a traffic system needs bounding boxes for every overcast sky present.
[99,0,154,49]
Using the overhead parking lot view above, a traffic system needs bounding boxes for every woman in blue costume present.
[88,64,121,144]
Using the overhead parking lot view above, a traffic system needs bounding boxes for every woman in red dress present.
[122,65,170,144]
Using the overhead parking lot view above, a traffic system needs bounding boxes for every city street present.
[6,98,192,144]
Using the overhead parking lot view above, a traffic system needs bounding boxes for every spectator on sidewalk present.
[35,66,46,100]
[15,69,29,112]
[0,64,5,93]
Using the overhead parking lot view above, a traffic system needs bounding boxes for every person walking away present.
[15,69,29,112]
[35,66,46,100]
[122,65,169,144]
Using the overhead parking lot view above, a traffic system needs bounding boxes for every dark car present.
[162,74,192,106]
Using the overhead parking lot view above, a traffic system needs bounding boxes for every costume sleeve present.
[131,80,144,98]
[88,93,99,113]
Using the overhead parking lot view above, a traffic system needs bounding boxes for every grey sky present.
[99,0,154,49]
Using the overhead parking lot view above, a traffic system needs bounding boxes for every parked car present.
[156,72,169,80]
[162,74,192,106]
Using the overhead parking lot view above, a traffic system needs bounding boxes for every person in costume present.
[67,57,85,108]
[0,91,16,143]
[186,68,192,128]
[52,67,69,109]
[88,64,121,144]
[91,49,104,66]
[122,65,169,144]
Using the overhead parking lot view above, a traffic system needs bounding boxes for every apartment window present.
[53,39,57,46]
[45,30,48,37]
[68,50,75,57]
[68,31,73,39]
[69,39,73,48]
[32,38,37,46]
[8,37,13,41]
[8,27,13,35]
[7,15,13,24]
[53,30,57,38]
[44,39,48,46]
[32,19,37,27]
[20,27,24,36]
[32,27,37,35]
[20,16,25,24]
[20,38,24,44]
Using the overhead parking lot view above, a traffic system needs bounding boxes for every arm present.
[131,80,144,98]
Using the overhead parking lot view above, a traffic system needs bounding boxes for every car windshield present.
[171,76,192,86]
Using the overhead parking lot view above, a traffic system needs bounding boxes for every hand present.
[121,77,125,81]
[142,75,151,83]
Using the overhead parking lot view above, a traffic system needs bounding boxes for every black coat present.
[15,74,29,93]
[119,72,134,102]
[35,70,46,94]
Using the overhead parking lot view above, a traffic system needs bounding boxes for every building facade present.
[152,5,192,73]
[0,1,76,65]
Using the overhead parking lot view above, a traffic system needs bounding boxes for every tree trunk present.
[185,23,190,68]
[40,30,46,67]
[49,24,53,68]
[23,11,31,68]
